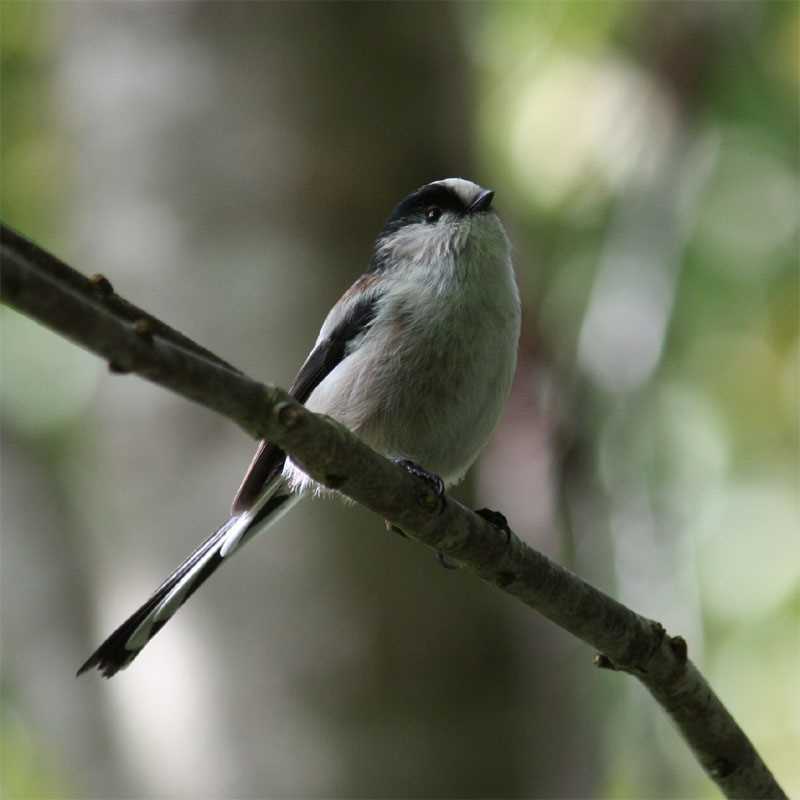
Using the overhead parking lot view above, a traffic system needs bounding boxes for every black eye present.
[425,206,442,223]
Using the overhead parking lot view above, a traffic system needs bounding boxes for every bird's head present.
[371,178,509,278]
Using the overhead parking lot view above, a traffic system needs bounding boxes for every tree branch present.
[0,223,786,800]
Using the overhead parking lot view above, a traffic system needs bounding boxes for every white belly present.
[302,281,519,487]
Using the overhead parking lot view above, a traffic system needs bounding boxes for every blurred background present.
[1,2,797,797]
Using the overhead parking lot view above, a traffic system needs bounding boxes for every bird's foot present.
[476,508,512,548]
[393,458,446,508]
[393,458,457,567]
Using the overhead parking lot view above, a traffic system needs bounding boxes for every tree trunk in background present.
[2,3,595,796]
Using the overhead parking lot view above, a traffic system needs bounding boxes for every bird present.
[78,178,521,677]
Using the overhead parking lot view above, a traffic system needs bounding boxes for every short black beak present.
[468,188,495,214]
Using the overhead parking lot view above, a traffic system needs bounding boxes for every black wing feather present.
[231,288,380,512]
[79,282,380,677]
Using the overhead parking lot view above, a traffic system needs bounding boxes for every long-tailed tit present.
[78,178,521,677]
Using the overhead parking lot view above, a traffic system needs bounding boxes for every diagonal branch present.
[0,222,786,800]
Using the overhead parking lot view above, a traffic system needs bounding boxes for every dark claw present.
[394,458,445,497]
[392,459,454,567]
[393,458,445,514]
[385,518,456,568]
[476,508,511,547]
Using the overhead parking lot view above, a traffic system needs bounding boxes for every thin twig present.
[1,224,242,375]
[0,223,786,800]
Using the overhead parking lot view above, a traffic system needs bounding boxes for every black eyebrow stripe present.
[375,182,467,243]
[394,184,466,217]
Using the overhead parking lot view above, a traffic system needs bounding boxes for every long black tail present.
[78,493,294,678]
